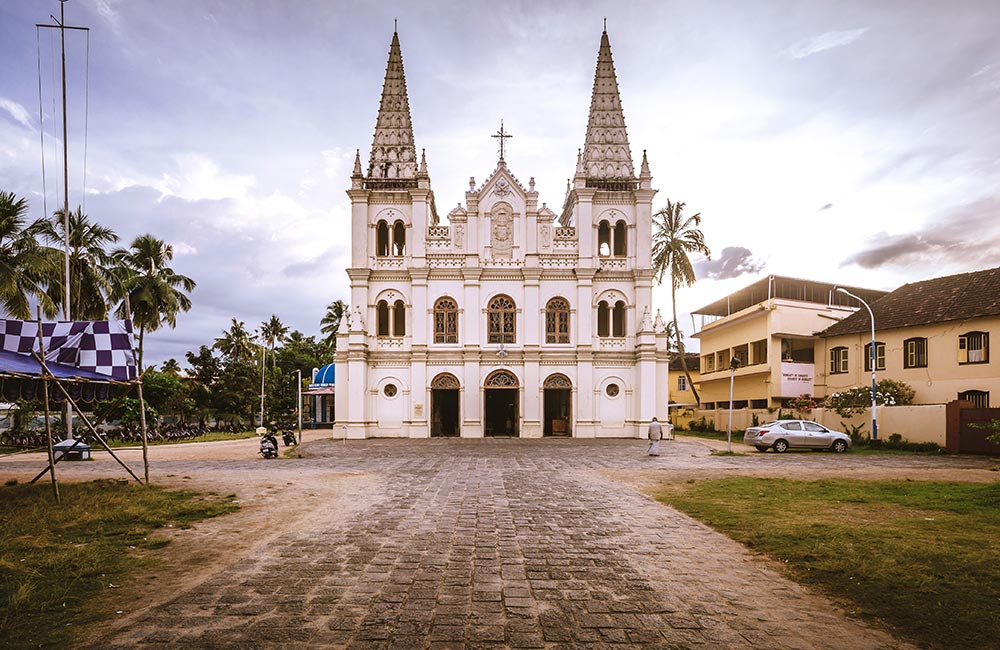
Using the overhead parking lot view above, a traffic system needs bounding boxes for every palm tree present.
[37,206,119,320]
[320,299,348,347]
[0,192,57,319]
[651,199,711,404]
[113,234,196,371]
[260,314,288,367]
[213,318,254,362]
[160,358,182,374]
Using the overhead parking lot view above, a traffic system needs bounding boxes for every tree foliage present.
[825,379,916,417]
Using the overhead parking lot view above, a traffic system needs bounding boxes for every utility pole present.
[38,1,89,441]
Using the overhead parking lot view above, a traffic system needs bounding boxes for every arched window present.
[434,298,458,344]
[487,295,516,344]
[959,331,989,364]
[612,301,626,337]
[376,300,390,337]
[597,301,610,337]
[392,220,406,256]
[375,221,389,257]
[545,297,570,344]
[613,220,627,257]
[958,390,990,408]
[598,220,611,257]
[393,299,406,337]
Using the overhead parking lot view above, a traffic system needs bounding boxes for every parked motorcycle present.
[281,429,296,446]
[259,433,278,459]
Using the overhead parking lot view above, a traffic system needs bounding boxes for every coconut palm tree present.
[213,318,255,363]
[651,199,711,404]
[0,192,57,319]
[113,234,196,371]
[320,299,348,347]
[260,314,288,367]
[37,206,119,320]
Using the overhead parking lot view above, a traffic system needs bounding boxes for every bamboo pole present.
[36,308,60,503]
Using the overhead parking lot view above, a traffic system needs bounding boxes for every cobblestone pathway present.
[71,438,935,649]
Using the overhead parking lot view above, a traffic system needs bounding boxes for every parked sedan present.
[743,420,852,453]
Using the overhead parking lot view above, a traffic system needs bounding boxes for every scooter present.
[259,434,278,459]
[281,429,296,446]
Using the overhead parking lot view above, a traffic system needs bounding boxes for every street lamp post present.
[836,288,878,442]
[727,356,740,452]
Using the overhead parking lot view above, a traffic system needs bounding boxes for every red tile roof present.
[669,353,701,371]
[820,266,1000,337]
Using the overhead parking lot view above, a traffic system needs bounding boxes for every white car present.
[743,420,852,453]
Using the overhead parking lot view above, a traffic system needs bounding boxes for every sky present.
[2,0,1000,368]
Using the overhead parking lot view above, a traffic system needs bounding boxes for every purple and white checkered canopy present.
[0,319,137,381]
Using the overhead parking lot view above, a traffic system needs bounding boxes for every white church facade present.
[334,30,672,438]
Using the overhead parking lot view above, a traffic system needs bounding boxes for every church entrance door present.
[430,374,461,437]
[483,370,519,437]
[543,374,572,437]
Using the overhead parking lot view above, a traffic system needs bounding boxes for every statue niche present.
[490,203,514,259]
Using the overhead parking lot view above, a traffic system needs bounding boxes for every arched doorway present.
[484,370,519,437]
[543,374,572,437]
[431,373,460,437]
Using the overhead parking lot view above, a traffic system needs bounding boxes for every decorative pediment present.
[475,162,529,201]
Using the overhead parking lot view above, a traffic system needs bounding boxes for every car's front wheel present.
[772,439,789,453]
[831,439,848,453]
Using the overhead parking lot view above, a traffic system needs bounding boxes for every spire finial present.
[492,119,513,162]
[394,17,397,33]
[603,17,607,32]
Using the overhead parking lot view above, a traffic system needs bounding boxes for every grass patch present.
[103,429,257,447]
[709,450,747,457]
[654,477,1000,650]
[0,480,238,649]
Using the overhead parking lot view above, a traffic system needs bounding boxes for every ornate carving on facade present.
[493,178,512,198]
[427,226,450,239]
[371,257,406,269]
[638,306,651,333]
[538,255,578,268]
[543,373,573,389]
[490,203,514,259]
[485,369,519,387]
[540,224,551,249]
[454,224,464,250]
[430,373,461,389]
[428,254,465,268]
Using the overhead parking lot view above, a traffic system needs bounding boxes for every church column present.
[575,268,597,437]
[522,268,541,437]
[462,268,483,437]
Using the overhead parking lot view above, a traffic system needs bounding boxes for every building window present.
[750,339,767,365]
[393,300,406,337]
[830,347,848,374]
[375,221,390,257]
[958,390,989,408]
[612,301,626,337]
[716,351,729,372]
[904,337,928,368]
[377,299,405,337]
[958,331,989,364]
[545,297,571,343]
[613,220,627,257]
[677,375,688,392]
[605,383,620,397]
[750,399,768,409]
[383,383,398,398]
[864,342,886,372]
[732,344,749,367]
[376,300,390,337]
[597,301,610,337]
[434,298,458,344]
[392,220,406,256]
[703,354,716,373]
[487,295,516,344]
[598,221,611,257]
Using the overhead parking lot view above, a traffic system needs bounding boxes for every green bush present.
[826,379,916,417]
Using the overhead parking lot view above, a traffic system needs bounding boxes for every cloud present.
[695,247,764,280]
[819,203,833,211]
[787,28,869,59]
[0,98,34,131]
[842,197,1000,269]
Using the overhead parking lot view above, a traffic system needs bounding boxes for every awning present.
[0,349,120,402]
[303,386,335,396]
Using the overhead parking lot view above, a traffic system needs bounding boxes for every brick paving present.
[58,437,951,649]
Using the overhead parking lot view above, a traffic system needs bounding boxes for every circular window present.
[383,384,398,398]
[606,383,620,397]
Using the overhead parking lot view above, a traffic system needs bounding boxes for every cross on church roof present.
[492,120,512,162]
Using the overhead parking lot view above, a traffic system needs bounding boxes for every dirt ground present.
[1,432,996,647]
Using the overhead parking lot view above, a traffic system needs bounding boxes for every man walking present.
[647,417,662,456]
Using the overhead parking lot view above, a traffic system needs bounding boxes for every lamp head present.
[729,356,740,370]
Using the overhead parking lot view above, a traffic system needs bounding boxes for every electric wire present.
[36,27,48,221]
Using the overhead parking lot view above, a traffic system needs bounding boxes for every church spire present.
[366,30,418,188]
[581,29,636,188]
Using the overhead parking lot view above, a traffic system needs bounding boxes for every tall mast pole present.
[58,0,70,320]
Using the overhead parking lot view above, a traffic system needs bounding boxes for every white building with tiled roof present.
[334,30,671,438]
